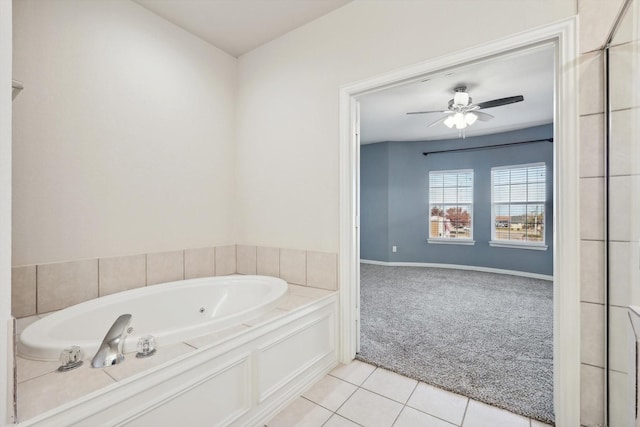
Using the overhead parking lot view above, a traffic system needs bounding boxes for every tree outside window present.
[429,170,473,240]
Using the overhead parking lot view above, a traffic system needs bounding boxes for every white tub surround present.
[16,284,337,425]
[19,275,288,362]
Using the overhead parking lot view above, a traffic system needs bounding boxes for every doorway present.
[355,43,555,422]
[339,17,579,426]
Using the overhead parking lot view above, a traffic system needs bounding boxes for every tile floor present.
[267,360,553,427]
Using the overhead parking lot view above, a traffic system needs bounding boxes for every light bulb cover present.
[454,112,466,129]
[453,92,469,106]
[465,112,478,125]
[443,116,455,128]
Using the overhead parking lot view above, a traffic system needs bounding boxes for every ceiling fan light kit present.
[407,85,523,138]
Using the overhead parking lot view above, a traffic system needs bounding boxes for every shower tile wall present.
[11,245,338,318]
[607,2,639,424]
[577,0,626,425]
[579,0,639,425]
[578,47,606,427]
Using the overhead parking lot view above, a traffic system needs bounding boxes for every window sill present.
[427,239,475,246]
[489,241,548,251]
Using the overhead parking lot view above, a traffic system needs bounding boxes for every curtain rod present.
[422,138,553,156]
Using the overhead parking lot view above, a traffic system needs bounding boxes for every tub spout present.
[91,314,132,368]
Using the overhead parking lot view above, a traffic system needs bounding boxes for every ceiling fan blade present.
[427,115,449,127]
[406,110,448,115]
[476,95,524,109]
[474,111,494,121]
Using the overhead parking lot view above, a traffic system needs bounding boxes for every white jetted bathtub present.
[19,275,288,361]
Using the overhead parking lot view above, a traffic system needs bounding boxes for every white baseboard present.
[359,259,553,281]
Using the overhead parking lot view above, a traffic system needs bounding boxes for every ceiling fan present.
[406,85,524,132]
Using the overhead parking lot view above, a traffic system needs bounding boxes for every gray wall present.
[361,142,389,261]
[360,124,553,276]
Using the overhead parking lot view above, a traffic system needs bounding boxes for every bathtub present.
[19,275,288,362]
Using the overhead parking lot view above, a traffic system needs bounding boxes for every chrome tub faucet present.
[91,314,132,368]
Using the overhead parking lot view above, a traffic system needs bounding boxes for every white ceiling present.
[358,44,555,144]
[133,0,352,57]
[132,1,552,143]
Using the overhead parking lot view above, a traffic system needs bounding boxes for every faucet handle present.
[136,335,157,358]
[58,346,84,372]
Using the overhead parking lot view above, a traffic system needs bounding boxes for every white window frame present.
[427,169,475,245]
[490,162,548,250]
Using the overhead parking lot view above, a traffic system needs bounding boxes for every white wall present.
[235,0,577,253]
[1,1,13,423]
[12,0,238,266]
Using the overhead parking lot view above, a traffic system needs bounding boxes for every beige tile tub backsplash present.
[257,246,280,277]
[307,251,338,291]
[146,251,184,285]
[184,247,216,279]
[215,245,237,276]
[99,254,146,296]
[12,244,336,319]
[12,265,36,318]
[236,245,257,275]
[37,259,98,313]
[280,249,306,285]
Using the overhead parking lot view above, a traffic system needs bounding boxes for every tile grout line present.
[15,363,59,385]
[102,369,119,383]
[356,383,413,406]
[35,265,39,315]
[328,368,374,415]
[183,342,198,350]
[391,381,418,427]
[459,397,470,427]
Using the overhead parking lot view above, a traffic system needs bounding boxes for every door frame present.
[338,17,579,426]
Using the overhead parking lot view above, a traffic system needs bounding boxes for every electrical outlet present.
[392,246,397,253]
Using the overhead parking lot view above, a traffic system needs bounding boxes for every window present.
[491,163,546,249]
[428,169,473,243]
